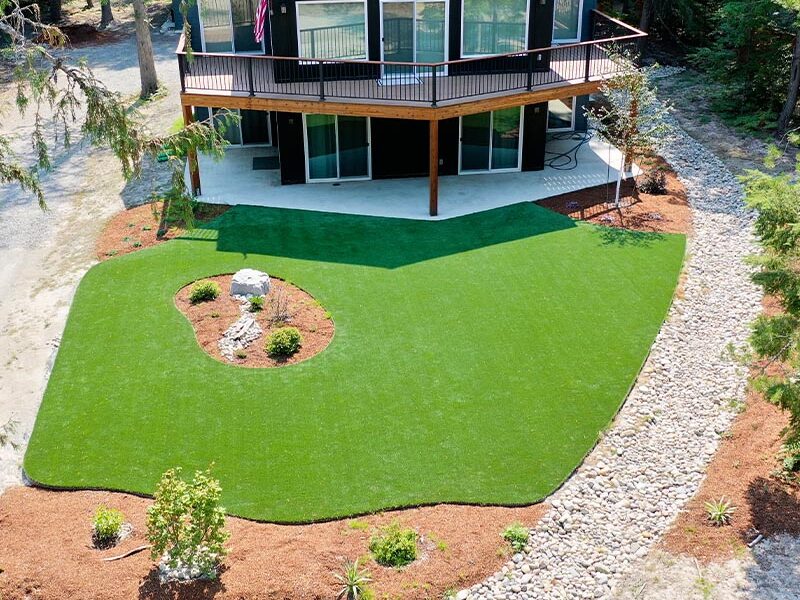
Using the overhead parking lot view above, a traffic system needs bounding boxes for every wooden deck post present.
[182,103,201,196]
[429,119,439,217]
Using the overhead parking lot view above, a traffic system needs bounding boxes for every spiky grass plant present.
[704,497,736,526]
[334,558,372,600]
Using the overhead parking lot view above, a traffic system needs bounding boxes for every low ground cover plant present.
[334,558,373,600]
[189,280,220,304]
[776,441,800,485]
[369,522,418,567]
[266,326,302,357]
[501,522,529,552]
[704,497,736,526]
[146,467,230,578]
[92,505,124,548]
[249,296,264,312]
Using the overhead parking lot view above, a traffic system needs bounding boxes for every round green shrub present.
[93,505,124,547]
[369,521,417,567]
[249,296,265,312]
[266,327,302,357]
[501,522,529,552]
[189,280,221,304]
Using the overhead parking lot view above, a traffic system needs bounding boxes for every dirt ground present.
[538,157,691,235]
[0,487,545,600]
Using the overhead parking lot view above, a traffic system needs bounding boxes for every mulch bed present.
[96,202,229,261]
[538,156,692,235]
[0,487,545,600]
[661,297,800,562]
[175,274,334,368]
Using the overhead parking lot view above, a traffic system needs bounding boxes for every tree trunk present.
[637,0,655,55]
[49,0,62,23]
[615,154,625,208]
[779,29,800,135]
[132,0,158,99]
[100,0,114,28]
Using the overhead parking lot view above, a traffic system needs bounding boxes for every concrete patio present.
[194,135,635,220]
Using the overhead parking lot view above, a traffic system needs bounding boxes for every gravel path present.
[0,31,180,492]
[459,122,763,599]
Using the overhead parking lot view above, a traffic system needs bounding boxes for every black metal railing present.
[177,10,646,108]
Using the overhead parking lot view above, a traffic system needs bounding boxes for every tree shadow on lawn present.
[138,567,227,600]
[596,224,665,248]
[182,202,585,269]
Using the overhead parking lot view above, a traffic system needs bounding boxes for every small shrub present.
[369,521,417,567]
[249,296,265,312]
[146,467,230,578]
[93,505,124,548]
[266,327,302,357]
[334,558,373,600]
[189,280,220,304]
[638,167,668,195]
[502,522,529,552]
[776,441,800,484]
[234,348,247,359]
[267,285,291,323]
[704,497,736,526]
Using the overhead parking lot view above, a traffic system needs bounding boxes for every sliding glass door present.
[460,108,523,173]
[381,0,446,77]
[211,108,271,146]
[305,114,371,181]
[199,0,262,53]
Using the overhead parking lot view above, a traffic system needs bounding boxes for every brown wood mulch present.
[175,274,334,368]
[96,202,230,262]
[0,487,545,600]
[661,297,800,562]
[538,156,692,235]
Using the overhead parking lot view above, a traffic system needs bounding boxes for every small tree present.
[146,467,230,578]
[586,56,672,207]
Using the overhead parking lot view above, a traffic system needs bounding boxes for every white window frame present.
[378,0,449,78]
[458,107,525,174]
[546,97,576,132]
[551,0,584,44]
[460,0,531,59]
[197,0,267,54]
[302,114,372,182]
[209,108,273,147]
[295,0,370,61]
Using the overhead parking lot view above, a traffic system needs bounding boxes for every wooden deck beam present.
[429,119,439,217]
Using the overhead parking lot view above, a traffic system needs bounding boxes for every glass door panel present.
[491,107,521,170]
[200,0,234,52]
[416,1,445,73]
[383,2,414,77]
[212,108,242,145]
[231,0,260,52]
[241,110,270,145]
[337,116,370,178]
[306,114,338,180]
[460,112,491,171]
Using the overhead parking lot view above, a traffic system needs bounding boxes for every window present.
[198,0,262,53]
[460,107,523,172]
[553,0,582,42]
[547,97,575,131]
[462,0,528,57]
[304,114,371,181]
[297,1,368,60]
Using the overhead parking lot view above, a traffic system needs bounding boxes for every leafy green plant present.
[369,522,418,567]
[266,327,302,357]
[249,296,264,312]
[501,522,529,552]
[92,505,124,548]
[189,280,220,304]
[776,441,800,484]
[704,497,736,526]
[146,467,230,578]
[334,558,373,600]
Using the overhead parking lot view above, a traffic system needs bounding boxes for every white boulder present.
[230,269,270,297]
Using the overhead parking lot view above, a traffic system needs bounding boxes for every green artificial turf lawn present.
[24,202,685,523]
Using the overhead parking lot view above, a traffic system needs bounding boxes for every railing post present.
[526,52,533,91]
[178,53,186,93]
[584,43,592,82]
[431,64,437,107]
[319,60,325,101]
[248,58,255,97]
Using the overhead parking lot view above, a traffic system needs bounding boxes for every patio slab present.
[194,135,636,220]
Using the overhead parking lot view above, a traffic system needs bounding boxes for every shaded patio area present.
[193,135,636,220]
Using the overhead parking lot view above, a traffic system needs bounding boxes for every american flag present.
[254,0,269,44]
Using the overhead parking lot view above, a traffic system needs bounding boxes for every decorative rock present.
[230,269,270,297]
[218,313,263,361]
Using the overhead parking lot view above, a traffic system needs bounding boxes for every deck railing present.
[177,10,645,108]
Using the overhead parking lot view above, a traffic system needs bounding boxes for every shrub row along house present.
[173,0,644,215]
